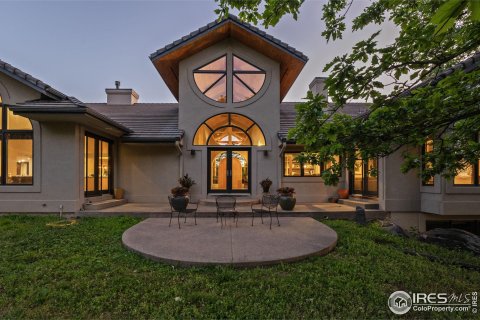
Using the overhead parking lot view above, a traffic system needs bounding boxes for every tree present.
[216,0,480,185]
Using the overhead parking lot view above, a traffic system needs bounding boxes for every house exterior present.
[0,15,479,234]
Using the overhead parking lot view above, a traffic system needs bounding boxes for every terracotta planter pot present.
[114,188,124,200]
[171,196,189,211]
[279,196,296,210]
[337,189,349,199]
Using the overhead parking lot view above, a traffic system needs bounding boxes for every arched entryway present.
[194,113,264,193]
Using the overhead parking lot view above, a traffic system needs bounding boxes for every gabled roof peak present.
[0,58,81,103]
[149,14,308,62]
[149,14,308,101]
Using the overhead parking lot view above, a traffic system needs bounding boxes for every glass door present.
[208,148,250,193]
[84,133,113,197]
[350,158,378,197]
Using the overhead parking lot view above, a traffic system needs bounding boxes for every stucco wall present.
[280,176,343,203]
[116,143,179,203]
[178,38,282,200]
[0,73,83,212]
[378,148,421,212]
[0,121,82,213]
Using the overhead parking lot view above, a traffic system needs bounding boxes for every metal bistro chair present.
[215,196,238,228]
[251,194,280,229]
[168,196,198,229]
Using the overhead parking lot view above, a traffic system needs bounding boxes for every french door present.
[208,148,250,193]
[84,133,113,197]
[350,158,378,197]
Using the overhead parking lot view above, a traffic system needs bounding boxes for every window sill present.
[0,184,40,193]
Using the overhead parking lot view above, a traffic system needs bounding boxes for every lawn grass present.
[0,216,479,319]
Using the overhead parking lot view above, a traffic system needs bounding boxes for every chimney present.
[105,81,139,105]
[309,77,328,99]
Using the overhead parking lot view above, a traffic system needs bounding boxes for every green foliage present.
[178,174,196,189]
[0,216,479,318]
[431,0,480,34]
[215,0,303,28]
[216,0,480,185]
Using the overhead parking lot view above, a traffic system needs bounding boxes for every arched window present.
[193,113,266,146]
[0,96,33,185]
[193,55,266,104]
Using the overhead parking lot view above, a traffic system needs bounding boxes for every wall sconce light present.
[263,150,269,157]
[191,150,196,156]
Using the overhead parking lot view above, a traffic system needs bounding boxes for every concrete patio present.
[122,217,338,267]
[78,202,387,220]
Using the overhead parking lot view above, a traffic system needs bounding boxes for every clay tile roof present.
[278,102,370,142]
[87,103,183,142]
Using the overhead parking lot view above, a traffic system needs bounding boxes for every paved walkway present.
[122,217,338,267]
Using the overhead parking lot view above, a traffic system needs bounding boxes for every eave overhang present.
[9,102,132,137]
[149,15,308,101]
[120,135,184,143]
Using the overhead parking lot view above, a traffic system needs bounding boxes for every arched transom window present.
[0,96,34,185]
[193,113,266,146]
[193,55,266,103]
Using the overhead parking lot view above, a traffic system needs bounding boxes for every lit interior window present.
[0,96,34,185]
[284,153,301,176]
[423,139,434,186]
[193,113,266,146]
[454,163,475,185]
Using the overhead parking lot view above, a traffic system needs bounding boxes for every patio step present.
[83,198,127,210]
[85,194,113,203]
[337,198,379,210]
[199,197,260,207]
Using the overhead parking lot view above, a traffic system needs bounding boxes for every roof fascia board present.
[0,68,61,100]
[149,17,308,63]
[9,104,132,134]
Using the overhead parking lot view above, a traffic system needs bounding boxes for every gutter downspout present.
[278,141,286,189]
[175,140,183,178]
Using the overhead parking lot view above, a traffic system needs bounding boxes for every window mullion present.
[202,74,225,94]
[234,74,256,95]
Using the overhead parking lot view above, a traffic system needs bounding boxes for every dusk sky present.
[1,0,396,103]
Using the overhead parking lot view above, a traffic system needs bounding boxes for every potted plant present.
[170,186,189,211]
[337,188,349,199]
[277,187,296,210]
[260,178,273,194]
[178,174,196,192]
